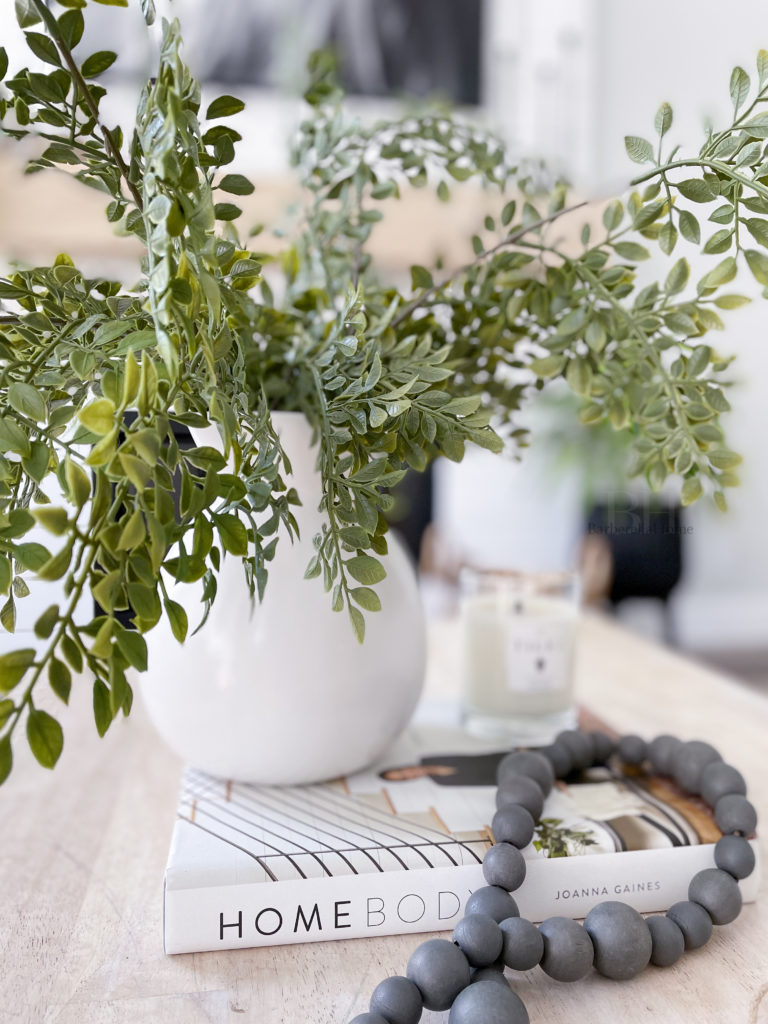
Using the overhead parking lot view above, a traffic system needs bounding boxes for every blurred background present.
[1,0,766,684]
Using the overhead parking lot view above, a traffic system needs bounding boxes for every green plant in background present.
[0,0,764,783]
[533,817,599,859]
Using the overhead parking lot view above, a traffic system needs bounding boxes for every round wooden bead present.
[465,886,519,924]
[539,742,572,778]
[406,939,471,1011]
[491,805,535,849]
[646,915,685,967]
[700,762,746,808]
[497,751,555,796]
[499,916,544,971]
[555,730,594,771]
[496,776,545,820]
[470,966,509,986]
[538,917,594,982]
[688,868,743,925]
[589,731,616,765]
[583,901,652,980]
[715,834,756,880]
[350,1015,390,1024]
[714,794,757,836]
[370,976,423,1024]
[648,734,682,776]
[452,914,504,968]
[618,734,647,766]
[483,842,526,891]
[667,901,713,950]
[449,980,530,1024]
[671,740,721,794]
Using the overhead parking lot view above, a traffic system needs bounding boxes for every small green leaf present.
[0,649,35,692]
[58,9,85,49]
[349,605,365,643]
[24,31,61,65]
[49,658,72,704]
[676,179,716,204]
[164,599,188,643]
[218,173,254,195]
[758,50,768,89]
[745,248,768,285]
[26,708,63,769]
[687,345,711,378]
[681,476,703,506]
[214,202,242,221]
[212,513,247,556]
[349,587,381,612]
[410,265,433,290]
[64,457,91,507]
[30,503,67,536]
[81,50,117,78]
[114,628,148,671]
[15,0,42,29]
[654,102,673,138]
[678,210,701,244]
[529,355,566,379]
[730,66,750,114]
[624,136,654,164]
[613,241,651,261]
[206,95,245,119]
[0,736,11,786]
[34,604,58,640]
[702,228,733,255]
[346,554,387,586]
[92,678,112,737]
[714,294,750,309]
[665,257,690,295]
[117,509,146,551]
[78,397,115,436]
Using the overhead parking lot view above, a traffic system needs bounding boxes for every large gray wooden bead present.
[465,885,519,924]
[555,730,594,770]
[370,976,423,1024]
[539,742,572,778]
[589,731,616,765]
[483,842,526,891]
[500,916,544,971]
[671,740,721,794]
[538,917,594,982]
[700,762,746,808]
[617,734,647,766]
[453,914,504,967]
[715,834,756,880]
[648,734,682,776]
[583,901,652,980]
[714,794,757,836]
[667,901,713,949]
[496,775,545,820]
[406,939,471,1011]
[471,966,509,986]
[646,915,685,967]
[491,804,535,849]
[688,868,743,925]
[497,751,555,796]
[449,980,530,1024]
[350,1015,390,1024]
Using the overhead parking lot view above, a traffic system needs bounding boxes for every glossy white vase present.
[139,411,426,784]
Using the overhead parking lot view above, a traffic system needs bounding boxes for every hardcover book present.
[163,718,760,954]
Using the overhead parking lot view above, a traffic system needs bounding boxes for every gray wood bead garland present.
[353,730,756,1023]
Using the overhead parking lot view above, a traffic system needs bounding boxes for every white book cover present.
[163,720,760,954]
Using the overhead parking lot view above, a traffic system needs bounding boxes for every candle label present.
[504,618,573,693]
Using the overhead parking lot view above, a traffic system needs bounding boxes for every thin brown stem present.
[391,200,588,327]
[30,0,143,212]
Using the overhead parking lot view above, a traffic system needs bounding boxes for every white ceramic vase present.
[139,411,426,784]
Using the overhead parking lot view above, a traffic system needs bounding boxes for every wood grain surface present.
[1,613,766,1024]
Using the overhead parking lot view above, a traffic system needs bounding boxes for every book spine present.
[163,840,759,954]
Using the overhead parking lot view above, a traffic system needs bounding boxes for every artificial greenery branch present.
[0,4,765,785]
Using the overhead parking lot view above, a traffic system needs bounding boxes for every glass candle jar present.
[459,568,580,744]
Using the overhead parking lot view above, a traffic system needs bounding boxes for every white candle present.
[460,571,579,742]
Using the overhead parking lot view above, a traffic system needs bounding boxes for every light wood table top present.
[1,613,766,1024]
